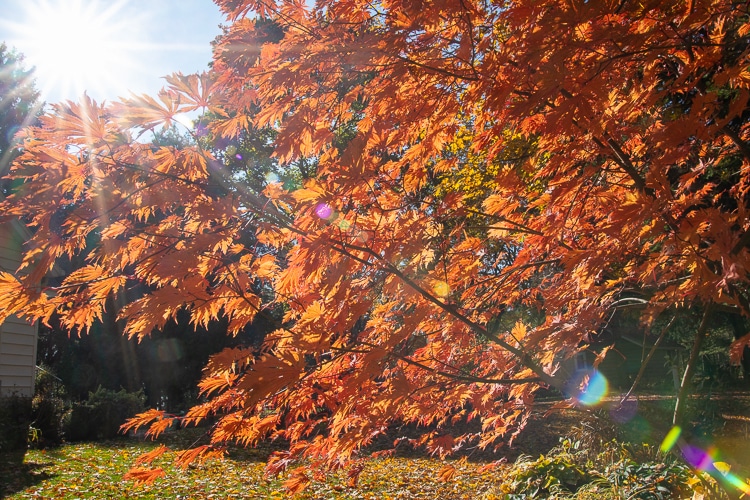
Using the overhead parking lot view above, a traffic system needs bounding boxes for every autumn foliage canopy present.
[3,0,750,486]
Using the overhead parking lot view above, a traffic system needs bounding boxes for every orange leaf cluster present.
[4,0,750,493]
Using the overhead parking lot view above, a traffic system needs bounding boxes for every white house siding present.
[0,220,38,397]
[0,230,20,271]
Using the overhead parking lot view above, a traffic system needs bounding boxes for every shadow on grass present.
[0,451,56,498]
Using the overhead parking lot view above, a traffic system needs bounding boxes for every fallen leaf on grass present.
[123,466,166,484]
[283,467,311,495]
[438,463,457,482]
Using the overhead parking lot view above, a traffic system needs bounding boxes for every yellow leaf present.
[292,185,325,203]
[511,320,527,342]
[713,461,731,475]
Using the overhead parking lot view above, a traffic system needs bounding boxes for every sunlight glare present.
[8,0,144,102]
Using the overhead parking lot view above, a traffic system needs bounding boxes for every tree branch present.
[344,341,541,386]
[619,315,676,406]
[673,304,713,427]
[325,238,561,391]
[722,125,750,163]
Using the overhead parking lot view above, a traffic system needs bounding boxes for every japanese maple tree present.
[2,0,750,488]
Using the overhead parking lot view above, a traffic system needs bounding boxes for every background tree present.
[2,0,750,490]
[34,120,285,409]
[0,43,40,196]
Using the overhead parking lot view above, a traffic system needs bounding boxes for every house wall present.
[0,220,38,397]
[565,330,683,392]
[596,338,680,390]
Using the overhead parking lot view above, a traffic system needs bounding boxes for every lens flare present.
[156,338,184,363]
[724,472,750,495]
[577,371,608,406]
[195,123,209,138]
[660,426,681,453]
[682,444,717,471]
[5,125,21,146]
[354,229,370,243]
[621,415,653,443]
[338,219,351,231]
[683,449,750,495]
[314,203,333,219]
[610,399,638,423]
[433,280,450,298]
[265,172,280,184]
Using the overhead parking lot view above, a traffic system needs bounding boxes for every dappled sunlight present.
[3,0,750,497]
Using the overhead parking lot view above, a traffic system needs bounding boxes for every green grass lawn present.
[3,399,750,499]
[0,429,512,499]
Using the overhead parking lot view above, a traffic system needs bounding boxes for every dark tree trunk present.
[673,305,713,427]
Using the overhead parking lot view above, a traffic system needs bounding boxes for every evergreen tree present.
[0,43,40,196]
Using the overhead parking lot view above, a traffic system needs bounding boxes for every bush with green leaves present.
[29,366,70,447]
[499,438,728,499]
[0,394,32,454]
[595,454,694,499]
[65,386,145,441]
[504,439,592,498]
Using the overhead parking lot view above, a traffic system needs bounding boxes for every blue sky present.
[0,0,226,105]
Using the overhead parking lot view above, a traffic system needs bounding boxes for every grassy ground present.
[2,396,749,499]
[1,428,512,499]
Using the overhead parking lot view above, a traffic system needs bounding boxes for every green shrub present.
[498,438,727,499]
[65,387,145,441]
[30,395,69,447]
[29,366,70,447]
[0,394,32,453]
[505,439,592,498]
[598,457,692,499]
[592,442,729,499]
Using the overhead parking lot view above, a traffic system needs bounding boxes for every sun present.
[9,0,144,103]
